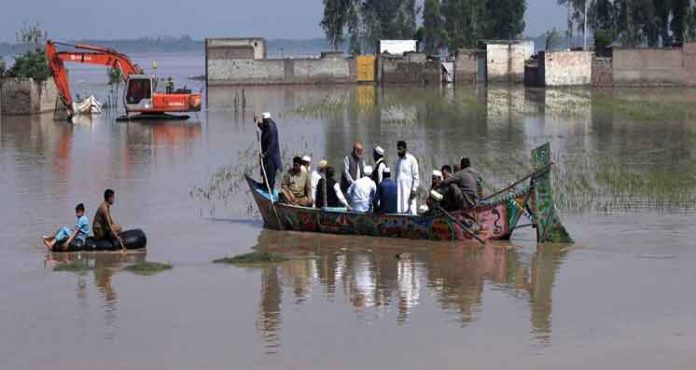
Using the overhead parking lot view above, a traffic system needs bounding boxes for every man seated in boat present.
[375,168,398,213]
[435,158,481,211]
[315,166,351,210]
[424,170,444,212]
[43,203,91,251]
[347,165,377,212]
[280,156,313,207]
[93,189,124,245]
[440,165,452,180]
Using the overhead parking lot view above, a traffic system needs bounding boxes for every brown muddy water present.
[1,84,696,370]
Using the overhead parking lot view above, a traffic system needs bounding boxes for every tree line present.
[320,0,526,55]
[560,0,696,50]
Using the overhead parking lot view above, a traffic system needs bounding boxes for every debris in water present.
[638,254,675,260]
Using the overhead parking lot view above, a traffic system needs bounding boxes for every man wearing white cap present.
[300,155,311,174]
[256,112,281,191]
[309,159,328,207]
[371,145,387,185]
[347,165,377,212]
[431,170,443,190]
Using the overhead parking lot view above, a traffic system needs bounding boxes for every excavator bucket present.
[529,143,574,244]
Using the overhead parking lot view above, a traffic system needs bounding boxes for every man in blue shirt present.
[43,203,91,251]
[375,168,398,214]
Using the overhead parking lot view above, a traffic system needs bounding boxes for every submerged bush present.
[124,261,173,275]
[6,51,50,81]
[213,252,288,265]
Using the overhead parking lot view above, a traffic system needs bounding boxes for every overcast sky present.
[0,0,568,42]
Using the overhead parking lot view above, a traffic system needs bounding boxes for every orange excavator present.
[46,40,201,120]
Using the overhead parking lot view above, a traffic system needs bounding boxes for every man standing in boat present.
[394,140,419,215]
[375,168,398,213]
[341,142,366,193]
[257,112,282,191]
[371,146,387,185]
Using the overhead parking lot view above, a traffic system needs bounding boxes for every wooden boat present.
[246,143,573,244]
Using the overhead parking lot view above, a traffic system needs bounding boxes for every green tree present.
[671,0,690,45]
[320,0,352,50]
[321,0,419,54]
[484,0,526,39]
[6,23,50,81]
[423,0,444,54]
[544,28,563,51]
[441,0,486,50]
[686,4,696,42]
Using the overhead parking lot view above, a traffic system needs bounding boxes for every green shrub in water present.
[213,252,288,265]
[124,261,173,275]
[6,50,50,81]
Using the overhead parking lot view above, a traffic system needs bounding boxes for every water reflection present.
[45,251,147,340]
[252,230,567,350]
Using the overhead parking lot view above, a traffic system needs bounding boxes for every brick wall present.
[591,57,613,87]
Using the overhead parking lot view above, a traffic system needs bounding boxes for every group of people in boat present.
[256,112,482,215]
[42,189,124,251]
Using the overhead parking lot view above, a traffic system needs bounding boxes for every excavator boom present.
[46,40,200,118]
[46,40,142,109]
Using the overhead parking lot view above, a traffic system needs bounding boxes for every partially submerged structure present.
[205,37,354,85]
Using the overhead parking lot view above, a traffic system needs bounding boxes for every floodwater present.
[2,54,696,369]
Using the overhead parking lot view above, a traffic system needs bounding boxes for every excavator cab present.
[124,75,154,111]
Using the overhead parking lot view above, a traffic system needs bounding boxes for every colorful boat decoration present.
[246,143,573,244]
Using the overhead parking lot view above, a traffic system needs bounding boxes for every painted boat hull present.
[246,175,529,242]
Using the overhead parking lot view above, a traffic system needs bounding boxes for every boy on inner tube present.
[43,203,90,251]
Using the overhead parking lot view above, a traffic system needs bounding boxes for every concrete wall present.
[455,49,481,84]
[206,38,266,60]
[378,40,417,55]
[485,41,534,83]
[613,48,684,86]
[207,55,354,85]
[379,53,441,85]
[1,78,57,115]
[543,51,592,86]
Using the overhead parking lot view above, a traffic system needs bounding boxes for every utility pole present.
[583,0,589,50]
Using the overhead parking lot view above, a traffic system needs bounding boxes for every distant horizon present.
[0,32,558,45]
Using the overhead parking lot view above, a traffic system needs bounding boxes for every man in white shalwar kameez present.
[347,166,377,212]
[394,140,419,214]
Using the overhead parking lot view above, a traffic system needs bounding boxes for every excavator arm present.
[46,40,143,113]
